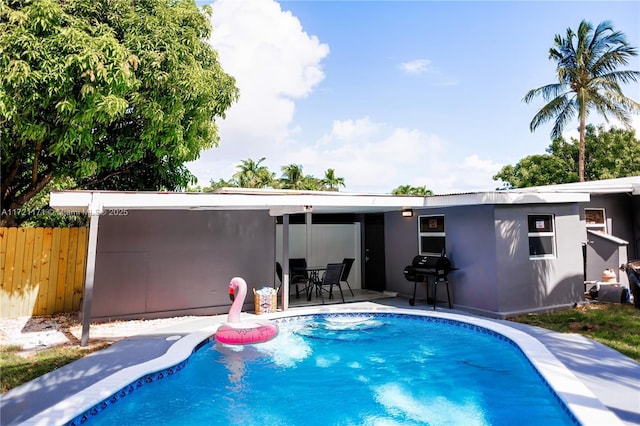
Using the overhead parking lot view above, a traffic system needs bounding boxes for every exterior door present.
[363,214,386,292]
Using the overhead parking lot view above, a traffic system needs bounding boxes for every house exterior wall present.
[384,203,584,318]
[586,232,628,285]
[580,193,639,262]
[91,210,275,321]
[384,205,500,314]
[494,204,584,315]
[383,211,419,297]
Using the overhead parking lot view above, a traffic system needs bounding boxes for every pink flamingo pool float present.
[214,277,279,345]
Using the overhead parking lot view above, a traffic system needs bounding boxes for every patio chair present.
[340,258,355,296]
[314,263,345,304]
[289,258,310,299]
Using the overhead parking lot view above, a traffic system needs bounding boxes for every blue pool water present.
[84,314,576,426]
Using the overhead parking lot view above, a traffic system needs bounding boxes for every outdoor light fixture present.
[402,209,413,217]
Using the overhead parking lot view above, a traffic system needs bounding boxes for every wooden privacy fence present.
[0,227,89,318]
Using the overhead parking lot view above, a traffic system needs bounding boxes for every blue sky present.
[188,0,640,194]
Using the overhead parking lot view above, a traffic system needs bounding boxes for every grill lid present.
[411,255,452,271]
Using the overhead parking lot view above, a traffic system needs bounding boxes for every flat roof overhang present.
[49,188,590,216]
[513,176,640,195]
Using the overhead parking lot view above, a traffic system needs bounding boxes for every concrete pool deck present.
[1,299,639,426]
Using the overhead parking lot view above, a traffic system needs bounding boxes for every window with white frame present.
[418,215,446,255]
[527,214,556,259]
[585,208,606,233]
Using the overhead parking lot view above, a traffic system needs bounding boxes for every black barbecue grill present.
[403,255,456,309]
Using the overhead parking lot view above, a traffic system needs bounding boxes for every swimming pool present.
[23,307,622,426]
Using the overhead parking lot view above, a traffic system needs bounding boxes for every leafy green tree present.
[524,20,640,182]
[186,178,236,193]
[232,157,276,188]
[583,125,640,179]
[0,0,239,226]
[493,125,640,188]
[279,164,318,190]
[5,177,88,227]
[391,185,433,196]
[321,168,345,191]
[492,154,576,189]
[188,160,347,192]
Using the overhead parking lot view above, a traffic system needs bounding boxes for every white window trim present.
[418,214,445,256]
[585,208,607,233]
[528,214,556,260]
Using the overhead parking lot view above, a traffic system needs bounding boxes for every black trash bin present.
[598,284,630,304]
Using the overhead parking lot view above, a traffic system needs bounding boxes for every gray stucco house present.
[50,177,640,327]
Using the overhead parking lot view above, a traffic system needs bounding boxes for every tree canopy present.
[1,0,239,226]
[493,125,640,189]
[524,20,640,182]
[391,185,433,196]
[191,159,347,192]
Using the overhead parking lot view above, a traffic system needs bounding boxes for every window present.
[418,215,445,255]
[527,214,556,259]
[585,208,606,233]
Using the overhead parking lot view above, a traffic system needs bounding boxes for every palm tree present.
[321,168,345,191]
[232,157,275,188]
[391,185,433,196]
[279,164,308,190]
[524,20,640,181]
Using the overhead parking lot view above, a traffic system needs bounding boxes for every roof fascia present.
[423,191,589,207]
[49,191,429,213]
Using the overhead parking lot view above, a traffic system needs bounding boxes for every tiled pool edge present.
[19,305,625,426]
[270,306,627,426]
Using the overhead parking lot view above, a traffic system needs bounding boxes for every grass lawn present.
[1,302,638,394]
[0,343,110,393]
[508,302,640,362]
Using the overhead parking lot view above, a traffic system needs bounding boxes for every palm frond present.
[550,99,578,139]
[592,46,639,76]
[591,89,639,126]
[523,83,567,103]
[597,69,640,87]
[529,95,575,134]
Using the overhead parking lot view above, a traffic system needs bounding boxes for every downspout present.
[80,194,103,346]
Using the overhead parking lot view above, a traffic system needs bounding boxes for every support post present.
[306,211,312,263]
[281,214,290,310]
[80,197,102,346]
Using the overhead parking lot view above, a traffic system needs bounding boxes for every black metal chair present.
[289,258,310,299]
[314,263,345,304]
[340,258,355,296]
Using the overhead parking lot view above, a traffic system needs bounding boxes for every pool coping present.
[14,303,631,426]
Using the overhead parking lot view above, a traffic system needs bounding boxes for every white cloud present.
[302,117,502,194]
[187,0,501,194]
[399,59,431,74]
[188,0,329,184]
[320,117,381,142]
